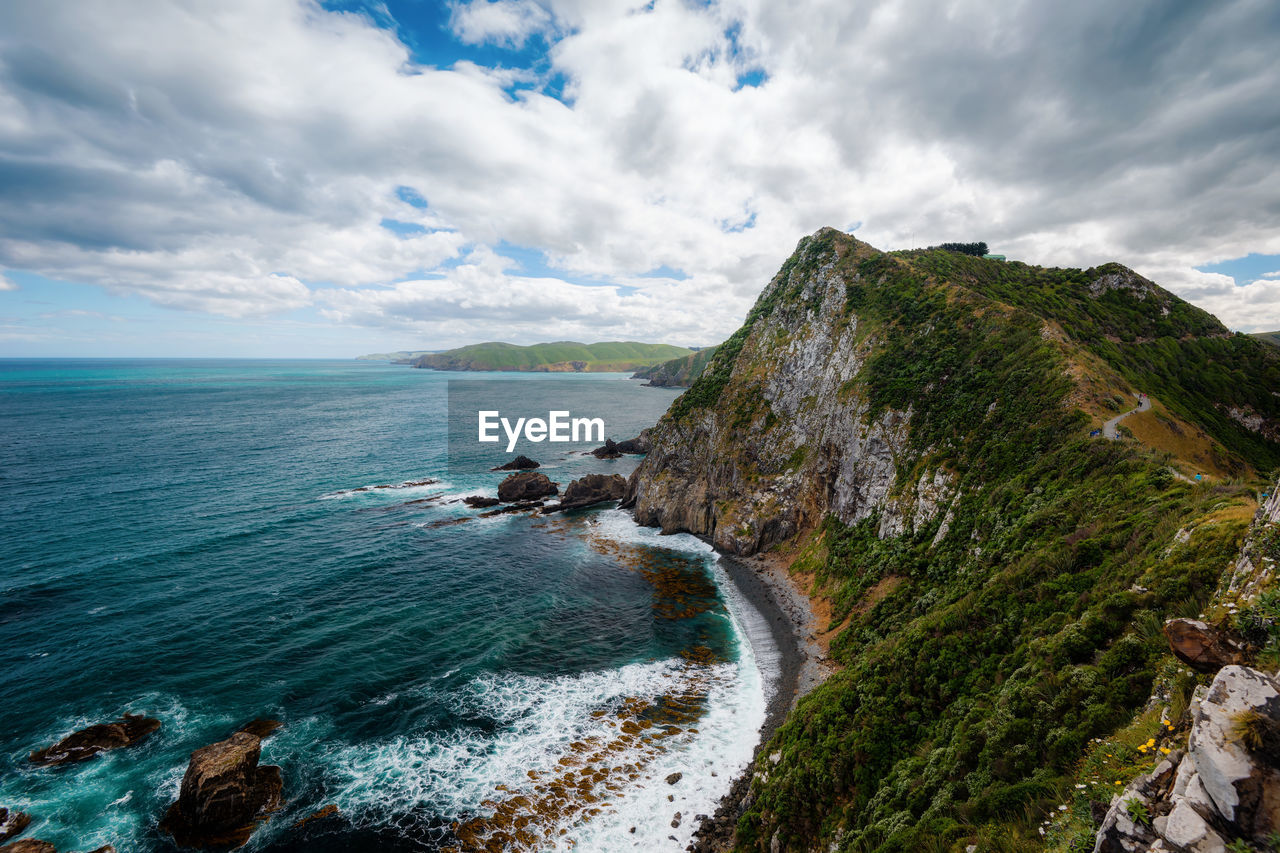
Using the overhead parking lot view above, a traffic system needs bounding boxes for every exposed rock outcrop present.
[0,810,31,844]
[1164,618,1249,673]
[29,713,160,766]
[548,474,627,512]
[627,231,937,555]
[1,841,56,853]
[159,731,282,849]
[496,472,558,502]
[1219,483,1280,603]
[463,495,500,508]
[1094,665,1280,852]
[491,455,539,471]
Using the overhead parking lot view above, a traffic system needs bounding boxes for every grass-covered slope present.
[632,229,1280,852]
[409,340,692,372]
[1254,330,1280,348]
[631,346,720,386]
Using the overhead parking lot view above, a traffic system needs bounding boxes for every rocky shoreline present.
[687,549,835,852]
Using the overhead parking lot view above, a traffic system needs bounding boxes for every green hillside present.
[1254,330,1280,347]
[409,340,693,372]
[631,345,720,386]
[629,229,1280,852]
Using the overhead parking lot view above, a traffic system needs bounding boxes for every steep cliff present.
[627,228,1280,851]
[631,346,720,387]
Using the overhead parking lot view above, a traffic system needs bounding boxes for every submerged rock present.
[1164,618,1248,673]
[463,495,500,508]
[159,731,282,849]
[491,455,540,471]
[29,713,160,766]
[496,472,558,502]
[0,810,31,844]
[548,474,627,512]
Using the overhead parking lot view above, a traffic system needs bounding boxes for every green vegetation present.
[648,230,1280,851]
[928,241,989,257]
[408,340,692,372]
[1254,330,1280,348]
[631,345,721,386]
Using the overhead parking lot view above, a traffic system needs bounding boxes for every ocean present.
[0,360,776,852]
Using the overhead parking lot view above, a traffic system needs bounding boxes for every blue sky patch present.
[1197,253,1280,285]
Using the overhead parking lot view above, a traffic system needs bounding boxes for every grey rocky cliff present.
[626,230,951,555]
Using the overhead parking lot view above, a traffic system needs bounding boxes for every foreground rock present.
[236,719,282,739]
[548,474,627,512]
[29,713,160,766]
[1,841,56,853]
[1093,665,1280,852]
[491,455,539,471]
[1163,618,1248,672]
[159,732,282,849]
[496,471,558,502]
[0,809,31,844]
[463,495,500,508]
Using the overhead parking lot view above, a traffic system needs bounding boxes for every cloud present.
[1263,271,1280,279]
[0,0,1278,347]
[449,0,553,48]
[0,272,17,291]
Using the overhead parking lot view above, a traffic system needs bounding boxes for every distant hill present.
[631,345,720,387]
[356,350,437,363]
[1254,330,1280,347]
[408,341,693,372]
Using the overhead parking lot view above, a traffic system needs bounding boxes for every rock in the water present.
[463,495,500,508]
[614,432,651,454]
[491,455,540,471]
[1,841,56,853]
[666,772,683,785]
[0,809,31,844]
[29,713,161,766]
[291,804,339,830]
[496,472,558,502]
[159,731,282,849]
[236,719,282,739]
[549,474,627,512]
[590,438,622,459]
[1164,618,1248,673]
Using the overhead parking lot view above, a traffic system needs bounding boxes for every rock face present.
[1219,478,1280,603]
[627,230,949,555]
[29,713,160,766]
[1164,618,1249,672]
[551,474,627,512]
[491,455,539,471]
[1093,666,1280,852]
[0,809,31,844]
[160,731,282,849]
[496,472,558,502]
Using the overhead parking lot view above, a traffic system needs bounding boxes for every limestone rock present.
[496,472,558,502]
[159,731,282,849]
[1163,619,1247,673]
[1187,665,1280,837]
[29,713,160,766]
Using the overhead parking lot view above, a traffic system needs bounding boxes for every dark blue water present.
[0,360,770,852]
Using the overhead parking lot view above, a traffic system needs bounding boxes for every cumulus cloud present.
[449,0,553,48]
[0,272,17,291]
[0,0,1278,345]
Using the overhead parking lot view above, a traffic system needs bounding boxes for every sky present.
[1,0,1279,357]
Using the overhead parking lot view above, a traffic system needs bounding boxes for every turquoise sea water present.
[0,360,772,852]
